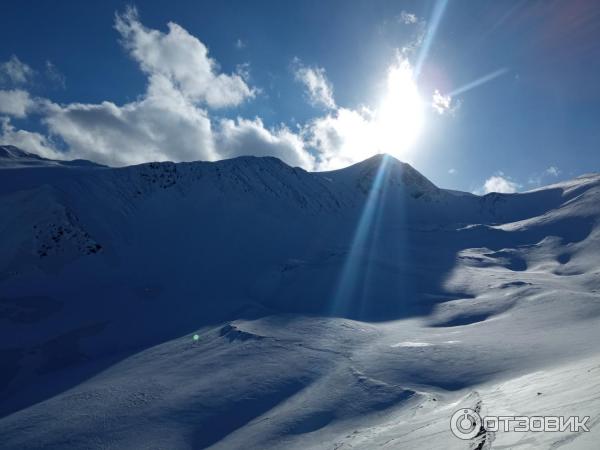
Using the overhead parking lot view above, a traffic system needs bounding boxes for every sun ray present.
[329,155,392,318]
[414,0,450,79]
[449,68,509,97]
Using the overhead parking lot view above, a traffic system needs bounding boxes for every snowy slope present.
[0,145,103,169]
[1,146,599,449]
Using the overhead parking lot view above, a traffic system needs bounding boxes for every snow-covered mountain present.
[1,144,599,449]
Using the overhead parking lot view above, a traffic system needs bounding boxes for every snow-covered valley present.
[1,144,599,449]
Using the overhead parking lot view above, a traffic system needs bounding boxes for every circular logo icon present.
[450,408,482,440]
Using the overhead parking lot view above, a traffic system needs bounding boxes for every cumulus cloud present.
[293,59,336,110]
[217,117,313,168]
[431,89,459,115]
[546,166,560,176]
[0,9,319,169]
[302,106,375,170]
[301,56,427,170]
[0,89,35,117]
[482,174,520,194]
[42,74,217,166]
[235,38,246,50]
[115,6,255,108]
[0,56,34,85]
[399,11,418,25]
[0,8,454,172]
[0,117,61,159]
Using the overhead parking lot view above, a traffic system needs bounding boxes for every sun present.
[374,60,425,159]
[310,58,426,170]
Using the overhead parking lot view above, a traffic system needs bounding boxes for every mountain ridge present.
[1,144,600,448]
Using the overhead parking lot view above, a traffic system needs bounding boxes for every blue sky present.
[1,0,599,193]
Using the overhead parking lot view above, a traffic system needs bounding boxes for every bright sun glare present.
[317,59,425,169]
[375,60,424,159]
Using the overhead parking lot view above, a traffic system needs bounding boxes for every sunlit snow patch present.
[390,340,461,347]
[391,341,432,347]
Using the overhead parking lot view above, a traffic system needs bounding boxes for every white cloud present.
[398,14,427,57]
[432,90,450,114]
[482,175,520,194]
[42,73,217,166]
[448,168,456,175]
[235,38,246,50]
[302,56,426,170]
[293,60,336,110]
[114,7,254,108]
[528,166,561,186]
[235,62,252,83]
[302,106,375,170]
[0,55,34,85]
[45,61,66,89]
[0,10,318,169]
[399,11,418,25]
[0,89,35,117]
[0,117,61,159]
[0,8,452,172]
[217,117,314,168]
[432,89,456,115]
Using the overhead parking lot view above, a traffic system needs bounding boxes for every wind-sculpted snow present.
[1,147,599,448]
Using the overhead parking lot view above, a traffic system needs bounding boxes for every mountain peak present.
[0,145,44,160]
[327,153,439,198]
